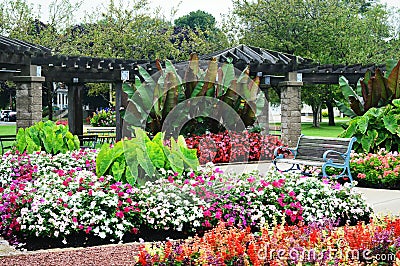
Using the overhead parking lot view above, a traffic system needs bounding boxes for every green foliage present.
[89,109,116,127]
[15,121,80,154]
[123,54,265,135]
[339,60,400,117]
[95,128,199,186]
[339,99,400,153]
[175,10,216,31]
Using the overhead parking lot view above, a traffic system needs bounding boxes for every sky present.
[25,0,400,25]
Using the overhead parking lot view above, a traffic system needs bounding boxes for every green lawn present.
[301,122,347,138]
[0,125,16,135]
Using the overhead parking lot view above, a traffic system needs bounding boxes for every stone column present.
[279,72,303,147]
[14,76,45,132]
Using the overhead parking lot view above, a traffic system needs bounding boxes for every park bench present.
[86,128,116,144]
[78,134,98,149]
[0,135,16,155]
[273,135,357,184]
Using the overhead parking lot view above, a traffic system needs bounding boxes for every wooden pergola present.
[0,37,385,146]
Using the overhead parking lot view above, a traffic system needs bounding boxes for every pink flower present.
[215,211,222,219]
[203,210,211,217]
[72,217,78,223]
[85,226,92,234]
[116,211,124,218]
[247,176,256,183]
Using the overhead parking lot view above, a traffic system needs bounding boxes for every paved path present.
[218,161,400,216]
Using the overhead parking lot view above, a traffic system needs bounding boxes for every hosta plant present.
[16,120,80,154]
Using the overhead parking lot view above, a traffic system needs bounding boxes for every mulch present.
[0,242,142,266]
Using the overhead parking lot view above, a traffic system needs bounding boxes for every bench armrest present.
[274,146,297,159]
[323,150,345,162]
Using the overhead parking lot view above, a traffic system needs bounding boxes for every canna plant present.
[338,59,400,117]
[123,54,264,135]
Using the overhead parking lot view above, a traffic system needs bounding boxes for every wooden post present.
[67,83,83,136]
[115,82,122,141]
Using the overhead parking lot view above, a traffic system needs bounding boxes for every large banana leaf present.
[387,60,400,99]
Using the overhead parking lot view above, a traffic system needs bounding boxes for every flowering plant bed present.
[137,217,400,265]
[0,150,372,251]
[185,131,284,164]
[351,149,400,189]
[304,149,400,190]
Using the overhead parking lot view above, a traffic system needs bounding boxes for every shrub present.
[185,131,284,164]
[90,108,116,127]
[16,120,80,154]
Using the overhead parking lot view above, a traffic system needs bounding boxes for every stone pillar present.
[279,72,303,147]
[67,84,84,136]
[14,76,45,132]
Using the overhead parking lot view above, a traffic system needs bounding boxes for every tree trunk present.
[312,103,321,127]
[326,100,335,126]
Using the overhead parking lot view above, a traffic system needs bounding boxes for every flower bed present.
[351,149,400,189]
[137,217,400,265]
[0,151,372,250]
[89,108,116,127]
[185,131,284,164]
[304,149,400,189]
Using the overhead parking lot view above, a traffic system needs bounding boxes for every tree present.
[175,10,216,31]
[228,0,392,127]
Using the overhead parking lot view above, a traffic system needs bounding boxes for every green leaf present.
[111,160,126,182]
[221,61,235,95]
[146,141,165,168]
[335,101,356,118]
[16,128,27,152]
[138,65,155,87]
[125,167,137,186]
[340,118,359,138]
[66,139,75,151]
[168,152,184,174]
[361,130,378,152]
[393,99,400,108]
[96,143,112,176]
[339,76,361,102]
[122,83,135,98]
[137,147,155,178]
[383,114,398,134]
[387,60,400,99]
[357,116,369,134]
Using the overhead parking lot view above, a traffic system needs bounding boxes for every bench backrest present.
[295,135,355,162]
[78,134,98,149]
